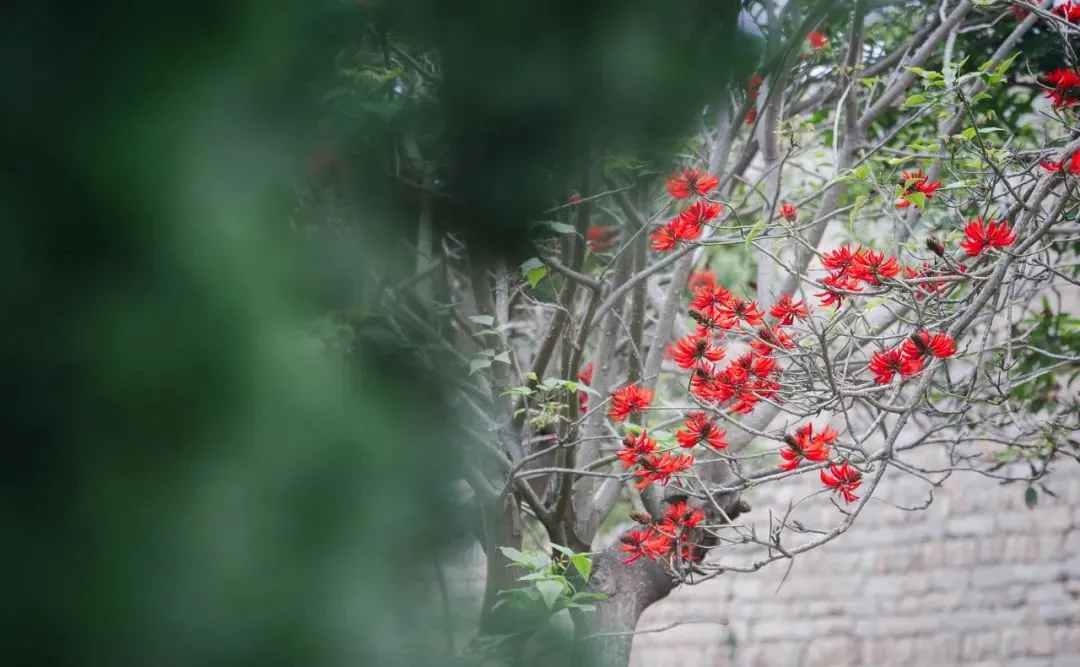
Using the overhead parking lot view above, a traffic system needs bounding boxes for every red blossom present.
[578,362,594,414]
[676,200,723,236]
[715,296,765,329]
[689,362,719,400]
[688,269,717,294]
[1008,4,1028,19]
[895,169,942,208]
[821,462,862,503]
[849,249,901,285]
[1044,68,1080,108]
[807,31,829,49]
[671,333,726,370]
[619,528,673,564]
[650,223,680,251]
[633,451,695,489]
[903,263,948,299]
[747,75,764,99]
[901,331,957,362]
[676,411,728,450]
[745,106,758,125]
[1040,151,1080,175]
[609,383,655,421]
[779,202,798,222]
[615,430,659,468]
[816,271,862,307]
[868,347,923,384]
[1055,1,1080,22]
[569,192,583,203]
[749,325,794,356]
[666,168,720,200]
[821,245,861,274]
[959,217,1016,256]
[778,423,836,471]
[690,283,734,315]
[659,501,704,533]
[586,224,617,252]
[769,294,809,325]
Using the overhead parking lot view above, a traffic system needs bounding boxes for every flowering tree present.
[306,1,1080,666]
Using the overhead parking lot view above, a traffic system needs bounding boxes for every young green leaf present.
[536,580,564,609]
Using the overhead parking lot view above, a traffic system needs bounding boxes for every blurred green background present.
[0,1,759,666]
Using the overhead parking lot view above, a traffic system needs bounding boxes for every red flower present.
[1008,4,1028,19]
[959,217,1016,256]
[688,362,719,401]
[820,462,862,503]
[903,263,947,299]
[715,296,765,329]
[806,32,829,49]
[586,224,617,252]
[778,423,836,471]
[578,362,594,414]
[690,283,734,314]
[650,224,680,251]
[666,168,720,200]
[569,192,583,204]
[609,383,654,421]
[749,325,794,356]
[676,411,728,450]
[676,201,722,236]
[821,245,860,274]
[868,347,923,384]
[619,528,673,564]
[1044,68,1080,108]
[615,429,659,468]
[747,75,764,99]
[1055,1,1080,22]
[902,331,957,362]
[634,451,695,489]
[671,333,726,370]
[769,294,809,325]
[778,202,798,222]
[895,169,942,208]
[659,501,704,532]
[1040,151,1080,175]
[745,106,758,125]
[816,271,861,307]
[849,249,901,285]
[688,269,717,294]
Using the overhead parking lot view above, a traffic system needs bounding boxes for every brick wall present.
[629,459,1080,667]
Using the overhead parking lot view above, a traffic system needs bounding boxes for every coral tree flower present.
[609,383,654,421]
[1040,151,1080,175]
[615,430,658,468]
[769,294,809,325]
[779,202,798,222]
[688,269,717,293]
[671,333,726,370]
[778,423,836,471]
[895,169,942,208]
[869,347,923,384]
[666,168,720,199]
[577,362,593,414]
[586,224,617,252]
[619,528,673,564]
[634,451,695,489]
[959,218,1016,256]
[676,411,728,450]
[807,32,829,49]
[849,249,901,284]
[902,331,957,362]
[821,462,862,503]
[1044,68,1080,108]
[1055,1,1080,22]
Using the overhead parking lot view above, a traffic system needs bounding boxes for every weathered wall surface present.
[628,458,1080,667]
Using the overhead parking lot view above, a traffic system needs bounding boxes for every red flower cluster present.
[671,333,726,370]
[1055,1,1080,22]
[816,246,901,306]
[1008,3,1028,20]
[868,330,956,384]
[806,32,829,49]
[821,462,862,503]
[586,224,617,252]
[959,217,1016,256]
[769,294,809,325]
[620,501,705,564]
[689,283,764,334]
[665,168,720,200]
[746,75,763,125]
[609,383,654,421]
[778,423,836,471]
[749,325,794,356]
[1041,152,1080,174]
[779,202,798,222]
[688,268,717,293]
[651,201,723,251]
[676,411,728,450]
[615,430,694,489]
[895,168,942,208]
[1044,68,1080,108]
[578,362,594,415]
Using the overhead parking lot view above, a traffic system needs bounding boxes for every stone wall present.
[629,459,1080,667]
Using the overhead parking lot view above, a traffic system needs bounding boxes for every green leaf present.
[500,386,534,397]
[959,127,977,142]
[493,351,511,364]
[525,266,548,288]
[551,543,574,556]
[902,94,927,108]
[744,220,767,249]
[853,165,871,181]
[536,580,564,609]
[905,191,927,209]
[1025,486,1038,509]
[470,358,492,375]
[546,222,577,234]
[470,315,495,326]
[498,546,528,564]
[996,52,1020,76]
[571,554,593,582]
